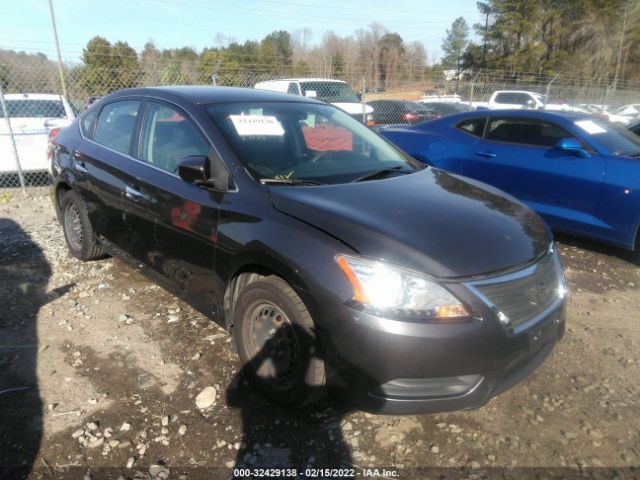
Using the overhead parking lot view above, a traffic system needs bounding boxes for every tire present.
[232,275,326,407]
[60,190,105,261]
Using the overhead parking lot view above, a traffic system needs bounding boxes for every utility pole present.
[48,0,68,98]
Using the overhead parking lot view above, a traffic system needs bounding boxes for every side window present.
[456,118,486,138]
[80,108,98,139]
[486,117,576,147]
[287,82,300,95]
[139,102,209,173]
[94,101,140,155]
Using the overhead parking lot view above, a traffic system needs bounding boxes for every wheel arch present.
[222,253,313,333]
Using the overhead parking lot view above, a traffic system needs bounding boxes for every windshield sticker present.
[575,120,606,135]
[229,115,285,136]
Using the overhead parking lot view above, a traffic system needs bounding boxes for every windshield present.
[206,102,421,184]
[0,99,66,118]
[574,118,640,156]
[300,82,360,103]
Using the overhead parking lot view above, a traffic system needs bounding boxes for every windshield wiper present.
[260,178,323,186]
[351,165,409,183]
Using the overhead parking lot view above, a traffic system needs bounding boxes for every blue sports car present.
[380,110,640,260]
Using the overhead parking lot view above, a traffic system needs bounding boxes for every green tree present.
[331,52,346,79]
[441,17,470,67]
[80,36,141,95]
[260,30,293,75]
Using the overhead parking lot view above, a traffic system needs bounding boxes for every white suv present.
[0,93,76,173]
[254,78,373,124]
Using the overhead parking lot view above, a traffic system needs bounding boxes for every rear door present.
[73,99,143,252]
[129,100,222,314]
[462,116,605,231]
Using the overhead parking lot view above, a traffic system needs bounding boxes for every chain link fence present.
[3,51,640,192]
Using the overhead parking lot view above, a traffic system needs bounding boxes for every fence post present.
[361,77,367,124]
[544,75,558,108]
[0,83,27,195]
[469,69,482,111]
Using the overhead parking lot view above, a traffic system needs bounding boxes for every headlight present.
[335,254,469,320]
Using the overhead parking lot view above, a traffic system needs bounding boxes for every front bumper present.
[305,257,566,415]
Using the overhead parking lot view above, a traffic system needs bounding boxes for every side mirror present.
[555,137,590,158]
[356,92,362,101]
[525,99,536,108]
[178,155,209,184]
[178,148,231,191]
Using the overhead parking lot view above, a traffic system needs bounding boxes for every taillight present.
[366,113,375,126]
[403,112,419,122]
[47,127,60,159]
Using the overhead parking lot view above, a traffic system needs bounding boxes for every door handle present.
[475,150,497,158]
[72,151,89,173]
[124,185,146,202]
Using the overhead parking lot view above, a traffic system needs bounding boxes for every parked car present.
[254,78,373,125]
[609,104,640,125]
[365,100,436,126]
[51,86,565,414]
[1,93,76,173]
[485,90,587,114]
[418,101,473,117]
[380,110,640,259]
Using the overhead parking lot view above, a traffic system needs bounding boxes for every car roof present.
[446,109,591,122]
[3,93,66,101]
[103,86,322,105]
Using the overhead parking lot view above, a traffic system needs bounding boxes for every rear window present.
[0,99,66,118]
[299,82,359,103]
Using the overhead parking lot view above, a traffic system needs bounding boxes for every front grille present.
[469,252,562,329]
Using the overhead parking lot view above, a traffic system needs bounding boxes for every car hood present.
[269,168,550,278]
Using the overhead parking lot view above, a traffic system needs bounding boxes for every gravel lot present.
[1,189,639,480]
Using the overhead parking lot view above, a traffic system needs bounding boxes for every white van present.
[0,93,76,173]
[254,78,373,124]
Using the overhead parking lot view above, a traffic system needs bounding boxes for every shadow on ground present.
[0,218,73,479]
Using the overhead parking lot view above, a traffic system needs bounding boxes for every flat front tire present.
[232,275,326,407]
[60,190,105,261]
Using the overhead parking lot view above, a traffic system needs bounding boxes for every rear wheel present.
[232,275,325,407]
[61,190,105,261]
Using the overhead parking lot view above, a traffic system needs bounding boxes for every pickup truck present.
[484,90,585,113]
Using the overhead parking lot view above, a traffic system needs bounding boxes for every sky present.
[0,0,482,64]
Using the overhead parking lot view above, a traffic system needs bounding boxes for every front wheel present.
[232,275,326,407]
[60,190,105,261]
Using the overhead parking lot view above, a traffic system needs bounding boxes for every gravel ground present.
[1,189,639,480]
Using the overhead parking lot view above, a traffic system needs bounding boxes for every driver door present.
[462,116,606,232]
[129,100,223,314]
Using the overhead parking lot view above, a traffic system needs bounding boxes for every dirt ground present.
[1,189,639,480]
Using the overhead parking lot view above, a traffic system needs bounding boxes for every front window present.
[139,102,209,173]
[206,102,421,184]
[299,82,360,103]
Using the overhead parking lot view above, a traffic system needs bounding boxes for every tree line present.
[442,0,640,86]
[2,1,639,99]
